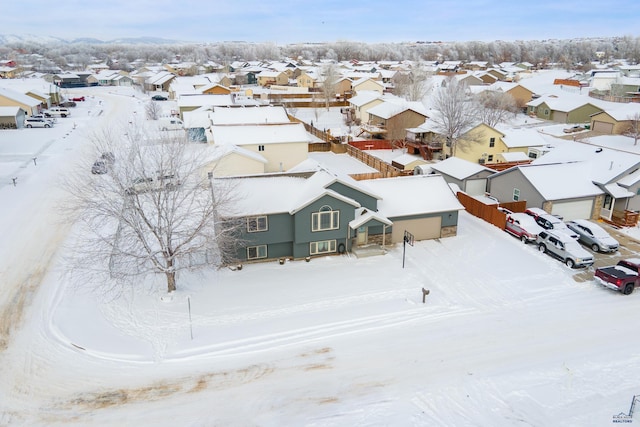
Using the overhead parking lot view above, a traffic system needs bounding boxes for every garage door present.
[465,179,487,196]
[553,112,568,123]
[592,121,614,134]
[551,199,593,220]
[391,216,442,243]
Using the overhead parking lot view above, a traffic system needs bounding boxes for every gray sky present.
[3,0,639,44]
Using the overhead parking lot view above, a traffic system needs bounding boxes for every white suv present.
[536,230,594,268]
[24,117,54,128]
[47,107,71,118]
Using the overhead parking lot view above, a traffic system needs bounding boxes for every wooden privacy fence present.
[457,193,527,230]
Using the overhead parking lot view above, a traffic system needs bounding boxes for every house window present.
[311,207,340,231]
[247,245,267,260]
[513,188,520,201]
[310,240,336,255]
[487,154,494,162]
[544,109,550,116]
[489,137,495,147]
[247,216,268,232]
[258,145,265,152]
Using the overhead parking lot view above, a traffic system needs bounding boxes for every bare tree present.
[145,101,162,120]
[320,63,340,110]
[430,77,479,157]
[625,112,640,146]
[63,123,242,294]
[392,66,432,102]
[475,90,519,127]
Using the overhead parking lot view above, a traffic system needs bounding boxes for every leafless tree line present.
[2,35,640,72]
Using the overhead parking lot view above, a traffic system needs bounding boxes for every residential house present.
[365,100,429,140]
[487,162,604,220]
[256,71,289,87]
[25,89,51,110]
[0,87,41,116]
[590,103,640,134]
[448,122,506,165]
[296,70,320,89]
[347,91,384,124]
[486,81,535,108]
[390,153,428,172]
[352,78,385,95]
[527,94,604,123]
[213,170,463,262]
[145,71,176,92]
[210,123,310,173]
[0,106,27,129]
[419,156,495,195]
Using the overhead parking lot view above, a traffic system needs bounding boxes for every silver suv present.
[24,117,54,128]
[536,230,594,268]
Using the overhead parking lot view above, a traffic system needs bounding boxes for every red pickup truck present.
[594,258,640,295]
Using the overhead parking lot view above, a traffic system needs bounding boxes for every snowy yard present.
[0,86,639,426]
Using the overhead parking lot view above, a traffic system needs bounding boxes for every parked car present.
[594,259,640,295]
[524,207,579,239]
[125,173,180,195]
[504,213,544,243]
[70,96,85,102]
[151,95,168,101]
[59,101,77,108]
[91,160,108,174]
[566,219,619,253]
[158,117,184,131]
[24,117,54,128]
[47,107,71,117]
[563,125,585,133]
[536,230,594,268]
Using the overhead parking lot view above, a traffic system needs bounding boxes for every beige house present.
[0,87,41,116]
[205,144,268,177]
[348,91,384,124]
[488,82,535,108]
[257,71,289,87]
[210,123,310,173]
[451,123,507,165]
[296,71,320,89]
[590,104,640,134]
[352,78,385,94]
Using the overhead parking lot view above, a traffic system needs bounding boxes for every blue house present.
[214,169,464,263]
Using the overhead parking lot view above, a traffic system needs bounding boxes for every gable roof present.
[429,156,494,180]
[211,123,310,146]
[360,174,464,217]
[367,99,429,120]
[0,87,40,107]
[209,105,290,125]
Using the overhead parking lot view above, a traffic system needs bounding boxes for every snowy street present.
[0,88,639,426]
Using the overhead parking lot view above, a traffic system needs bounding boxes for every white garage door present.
[465,179,487,196]
[592,121,614,134]
[391,216,442,243]
[551,199,593,220]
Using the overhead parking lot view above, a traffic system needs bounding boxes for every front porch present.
[351,244,387,258]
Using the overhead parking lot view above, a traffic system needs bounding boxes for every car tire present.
[520,235,528,243]
[26,124,32,128]
[591,243,600,252]
[44,124,50,128]
[538,244,546,253]
[623,284,634,295]
[565,258,575,268]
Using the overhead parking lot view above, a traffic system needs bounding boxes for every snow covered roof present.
[510,162,605,200]
[211,123,310,146]
[532,141,640,184]
[209,105,289,125]
[499,151,530,162]
[0,106,24,116]
[429,156,494,180]
[177,94,234,108]
[595,103,640,121]
[349,208,393,229]
[499,128,548,149]
[348,91,381,107]
[361,174,464,217]
[0,87,40,107]
[367,99,428,119]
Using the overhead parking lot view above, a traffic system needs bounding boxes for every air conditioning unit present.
[478,158,485,164]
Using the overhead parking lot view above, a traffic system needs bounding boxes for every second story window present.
[312,206,339,232]
[489,137,495,147]
[247,216,268,232]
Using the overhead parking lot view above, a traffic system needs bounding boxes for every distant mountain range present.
[0,34,186,45]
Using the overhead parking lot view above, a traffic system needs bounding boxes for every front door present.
[357,226,368,245]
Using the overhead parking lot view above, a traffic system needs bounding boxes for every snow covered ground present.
[0,85,640,426]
